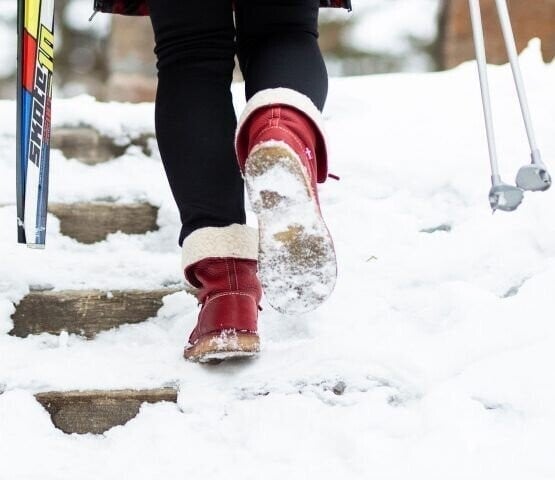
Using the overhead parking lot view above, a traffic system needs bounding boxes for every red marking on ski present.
[22,31,37,92]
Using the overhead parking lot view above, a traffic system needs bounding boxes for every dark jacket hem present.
[93,0,352,16]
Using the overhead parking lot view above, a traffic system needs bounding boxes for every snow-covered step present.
[51,127,155,164]
[10,288,181,338]
[35,388,178,434]
[48,202,159,244]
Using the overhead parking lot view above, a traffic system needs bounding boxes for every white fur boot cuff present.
[236,87,327,146]
[181,224,258,272]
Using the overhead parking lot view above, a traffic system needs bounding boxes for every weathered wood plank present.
[10,289,181,338]
[48,202,159,244]
[35,388,178,434]
[52,127,155,164]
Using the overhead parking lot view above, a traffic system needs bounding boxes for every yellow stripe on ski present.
[38,24,54,72]
[24,0,41,39]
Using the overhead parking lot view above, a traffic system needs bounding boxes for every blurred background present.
[0,0,553,102]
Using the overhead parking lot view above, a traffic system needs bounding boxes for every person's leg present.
[148,1,262,363]
[235,0,328,110]
[147,0,246,245]
[234,0,337,314]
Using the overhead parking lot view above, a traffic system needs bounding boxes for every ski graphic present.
[16,0,54,247]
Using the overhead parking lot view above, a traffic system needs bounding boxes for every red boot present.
[181,224,262,362]
[236,88,337,315]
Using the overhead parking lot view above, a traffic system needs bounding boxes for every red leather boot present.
[181,224,262,362]
[236,88,337,315]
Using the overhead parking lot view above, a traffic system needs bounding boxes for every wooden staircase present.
[35,388,178,435]
[9,126,181,435]
[48,202,159,244]
[11,288,180,338]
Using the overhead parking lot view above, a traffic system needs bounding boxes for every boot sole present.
[244,142,337,315]
[184,331,260,364]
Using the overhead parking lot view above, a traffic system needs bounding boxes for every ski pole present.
[494,0,552,191]
[468,0,523,211]
[469,0,500,184]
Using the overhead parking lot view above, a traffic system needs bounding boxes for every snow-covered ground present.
[1,41,555,479]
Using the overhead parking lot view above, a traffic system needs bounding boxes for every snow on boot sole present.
[244,142,337,314]
[184,331,260,364]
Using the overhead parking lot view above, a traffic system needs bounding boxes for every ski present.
[16,0,55,247]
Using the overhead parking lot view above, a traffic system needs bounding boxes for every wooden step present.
[35,388,178,434]
[52,127,155,164]
[10,288,181,338]
[48,202,159,244]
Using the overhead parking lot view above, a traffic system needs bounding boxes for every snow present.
[1,40,555,479]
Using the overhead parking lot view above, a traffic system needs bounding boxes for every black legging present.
[147,0,328,245]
